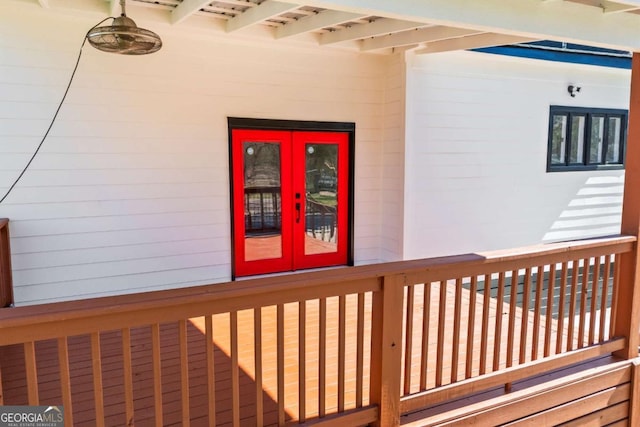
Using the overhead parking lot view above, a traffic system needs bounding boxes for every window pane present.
[589,116,605,164]
[305,143,338,256]
[606,116,622,164]
[551,115,567,165]
[569,115,586,164]
[243,142,282,261]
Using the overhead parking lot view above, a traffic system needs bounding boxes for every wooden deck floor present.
[0,281,594,426]
[245,234,337,261]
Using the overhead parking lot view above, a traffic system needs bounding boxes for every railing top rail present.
[0,234,634,344]
[400,234,635,284]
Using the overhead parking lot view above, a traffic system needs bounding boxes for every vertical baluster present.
[151,324,163,427]
[205,316,217,427]
[298,301,306,422]
[600,255,612,342]
[556,262,569,354]
[179,320,190,426]
[356,293,365,407]
[403,285,415,395]
[338,296,346,411]
[531,266,544,361]
[122,329,134,426]
[493,272,505,372]
[404,286,415,394]
[451,280,462,383]
[91,333,105,427]
[420,283,432,390]
[465,277,478,379]
[88,332,105,427]
[480,274,491,375]
[544,264,557,358]
[57,337,73,426]
[506,270,518,369]
[589,257,601,345]
[435,281,447,387]
[230,312,240,427]
[567,260,580,351]
[519,268,531,364]
[319,298,326,417]
[609,255,622,340]
[277,304,285,426]
[24,341,39,405]
[578,258,590,349]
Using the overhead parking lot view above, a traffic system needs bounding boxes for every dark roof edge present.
[472,43,631,70]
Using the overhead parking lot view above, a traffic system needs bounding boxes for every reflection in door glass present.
[305,143,338,255]
[243,142,282,261]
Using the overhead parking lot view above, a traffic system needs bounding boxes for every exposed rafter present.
[361,26,482,51]
[282,0,640,51]
[172,0,213,25]
[14,0,640,54]
[601,0,640,14]
[276,10,365,39]
[226,1,300,33]
[320,18,423,45]
[414,33,537,55]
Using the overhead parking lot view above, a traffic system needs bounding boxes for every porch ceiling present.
[21,0,640,53]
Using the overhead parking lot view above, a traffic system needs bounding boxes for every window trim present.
[546,106,627,172]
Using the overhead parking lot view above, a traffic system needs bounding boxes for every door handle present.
[295,202,301,223]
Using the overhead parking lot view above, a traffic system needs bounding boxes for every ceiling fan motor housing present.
[86,0,162,55]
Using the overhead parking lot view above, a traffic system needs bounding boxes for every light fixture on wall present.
[87,0,162,55]
[568,84,581,97]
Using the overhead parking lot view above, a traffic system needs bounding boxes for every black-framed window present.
[547,106,627,172]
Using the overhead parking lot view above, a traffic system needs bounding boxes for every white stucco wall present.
[404,50,629,260]
[0,1,392,305]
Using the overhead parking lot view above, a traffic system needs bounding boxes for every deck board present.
[0,281,601,426]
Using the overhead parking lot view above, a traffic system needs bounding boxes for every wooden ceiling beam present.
[171,0,213,25]
[226,1,300,32]
[601,0,640,14]
[361,26,481,51]
[276,9,365,39]
[414,33,537,54]
[320,18,424,45]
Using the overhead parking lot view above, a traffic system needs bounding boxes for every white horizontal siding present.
[0,1,388,304]
[380,53,406,262]
[404,50,629,259]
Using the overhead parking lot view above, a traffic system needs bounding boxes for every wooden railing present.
[397,236,633,418]
[0,235,635,426]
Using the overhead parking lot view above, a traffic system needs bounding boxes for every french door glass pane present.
[589,116,605,164]
[606,116,622,163]
[305,143,338,255]
[551,115,567,165]
[569,115,586,164]
[243,142,282,261]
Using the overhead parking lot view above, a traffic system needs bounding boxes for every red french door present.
[232,129,349,277]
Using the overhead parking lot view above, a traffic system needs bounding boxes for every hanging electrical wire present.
[0,0,163,204]
[0,18,112,204]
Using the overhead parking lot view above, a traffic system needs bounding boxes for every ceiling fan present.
[87,0,162,55]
